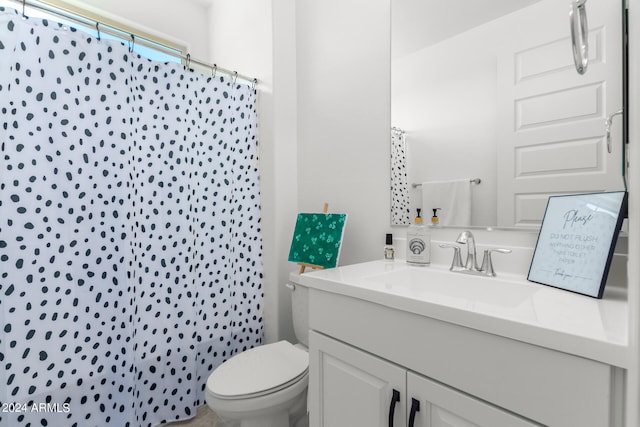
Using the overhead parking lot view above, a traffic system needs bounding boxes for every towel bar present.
[412,178,481,188]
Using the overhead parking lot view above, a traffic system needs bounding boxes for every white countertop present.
[293,260,629,368]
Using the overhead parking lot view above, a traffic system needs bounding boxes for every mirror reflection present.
[391,0,626,228]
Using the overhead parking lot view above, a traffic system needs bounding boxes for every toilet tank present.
[289,279,309,348]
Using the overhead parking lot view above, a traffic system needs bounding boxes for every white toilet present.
[205,281,309,427]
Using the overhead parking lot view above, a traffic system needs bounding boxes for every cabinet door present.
[407,372,540,427]
[309,331,407,427]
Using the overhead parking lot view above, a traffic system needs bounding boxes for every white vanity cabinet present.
[310,330,537,427]
[309,330,406,427]
[296,261,627,427]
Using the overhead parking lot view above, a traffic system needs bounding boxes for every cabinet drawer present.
[309,289,613,427]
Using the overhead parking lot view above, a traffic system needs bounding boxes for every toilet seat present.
[206,341,309,400]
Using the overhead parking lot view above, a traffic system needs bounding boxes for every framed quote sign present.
[527,191,627,298]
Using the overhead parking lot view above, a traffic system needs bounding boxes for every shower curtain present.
[0,7,263,427]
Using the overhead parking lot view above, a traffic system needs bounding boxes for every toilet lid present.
[207,340,309,398]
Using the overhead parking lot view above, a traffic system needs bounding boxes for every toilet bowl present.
[206,281,310,427]
[205,340,309,427]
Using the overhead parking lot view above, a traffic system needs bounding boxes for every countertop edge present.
[291,261,630,368]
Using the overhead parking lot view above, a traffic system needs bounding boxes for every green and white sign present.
[288,213,347,269]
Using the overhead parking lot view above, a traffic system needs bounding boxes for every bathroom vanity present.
[292,260,628,427]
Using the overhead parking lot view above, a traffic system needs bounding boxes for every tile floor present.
[163,405,222,427]
[162,404,309,427]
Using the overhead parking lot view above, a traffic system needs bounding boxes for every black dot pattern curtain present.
[0,7,263,426]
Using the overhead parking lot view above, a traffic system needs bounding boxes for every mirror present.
[391,0,626,228]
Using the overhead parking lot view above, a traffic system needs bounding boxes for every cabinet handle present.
[408,398,420,427]
[388,389,401,427]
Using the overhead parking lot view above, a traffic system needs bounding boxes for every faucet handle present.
[480,248,512,277]
[439,244,463,271]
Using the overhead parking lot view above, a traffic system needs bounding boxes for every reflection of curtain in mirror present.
[390,128,411,225]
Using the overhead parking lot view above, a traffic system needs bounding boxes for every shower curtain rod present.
[8,0,257,87]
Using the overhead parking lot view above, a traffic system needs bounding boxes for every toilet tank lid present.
[207,340,309,398]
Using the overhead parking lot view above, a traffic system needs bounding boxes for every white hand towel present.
[421,179,471,226]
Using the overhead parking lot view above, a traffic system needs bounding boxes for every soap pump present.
[431,208,441,226]
[406,208,430,265]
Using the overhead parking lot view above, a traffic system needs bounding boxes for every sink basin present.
[364,266,536,308]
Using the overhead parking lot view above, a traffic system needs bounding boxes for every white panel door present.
[406,372,539,427]
[497,0,624,227]
[309,331,406,427]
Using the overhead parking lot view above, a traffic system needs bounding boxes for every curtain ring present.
[129,34,135,53]
[211,64,217,78]
[185,53,191,70]
[251,78,257,90]
[95,22,101,41]
[232,71,238,85]
[21,0,27,19]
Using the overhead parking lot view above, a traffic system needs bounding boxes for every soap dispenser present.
[431,208,441,226]
[406,208,430,265]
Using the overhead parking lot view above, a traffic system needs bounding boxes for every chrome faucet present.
[440,231,512,277]
[480,248,512,277]
[456,230,480,272]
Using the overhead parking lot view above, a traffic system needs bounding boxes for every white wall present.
[203,0,394,343]
[207,0,298,344]
[296,0,392,266]
[267,0,299,343]
[66,0,210,58]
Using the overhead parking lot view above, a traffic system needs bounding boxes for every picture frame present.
[527,191,627,298]
[288,212,348,270]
